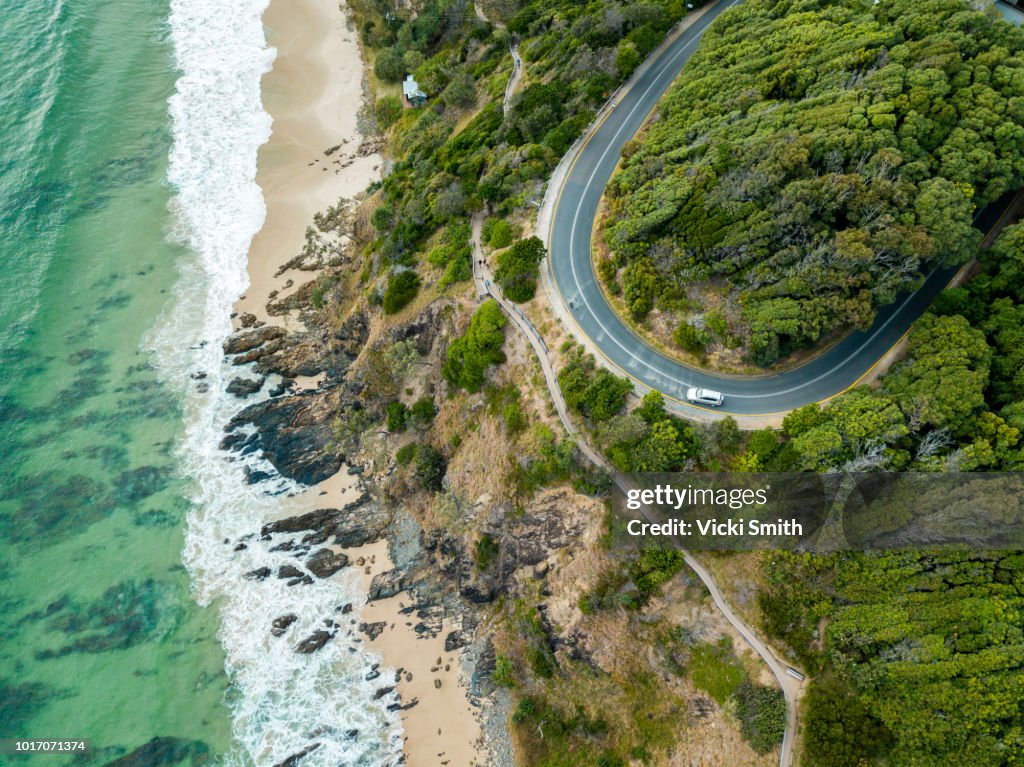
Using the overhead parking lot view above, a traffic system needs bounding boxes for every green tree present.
[386,401,408,432]
[442,71,476,109]
[580,371,633,422]
[382,270,420,314]
[783,403,827,438]
[443,300,507,392]
[371,203,393,232]
[883,314,991,435]
[374,46,405,82]
[616,40,642,78]
[495,236,546,302]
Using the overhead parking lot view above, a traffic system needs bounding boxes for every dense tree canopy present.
[604,0,1024,364]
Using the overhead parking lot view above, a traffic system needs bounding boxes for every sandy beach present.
[246,1,484,763]
[240,0,381,325]
[350,543,486,767]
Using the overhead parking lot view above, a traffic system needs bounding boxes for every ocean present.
[0,1,399,765]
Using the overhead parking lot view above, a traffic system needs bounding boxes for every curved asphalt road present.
[548,0,1009,416]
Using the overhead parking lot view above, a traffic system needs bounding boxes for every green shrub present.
[386,401,408,431]
[373,97,402,130]
[475,534,499,570]
[374,46,404,82]
[735,682,786,754]
[382,270,420,314]
[528,645,556,679]
[396,443,417,465]
[493,655,516,688]
[495,236,545,302]
[483,218,514,248]
[413,444,446,492]
[409,397,436,426]
[370,203,393,232]
[630,548,685,602]
[673,322,710,356]
[443,300,507,392]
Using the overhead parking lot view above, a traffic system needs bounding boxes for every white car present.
[686,387,724,407]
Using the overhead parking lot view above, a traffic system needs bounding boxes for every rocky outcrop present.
[295,629,335,654]
[368,570,406,601]
[360,621,387,640]
[306,548,349,578]
[223,312,369,381]
[271,614,298,637]
[221,388,344,485]
[226,376,264,397]
[224,326,286,356]
[259,493,390,549]
[445,630,467,652]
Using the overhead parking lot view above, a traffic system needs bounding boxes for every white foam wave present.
[148,0,402,764]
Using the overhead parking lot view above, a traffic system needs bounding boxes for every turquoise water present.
[1,1,402,765]
[0,0,233,763]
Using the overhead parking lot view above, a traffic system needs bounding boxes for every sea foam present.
[149,0,402,764]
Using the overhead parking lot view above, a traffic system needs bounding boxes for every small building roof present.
[403,75,426,100]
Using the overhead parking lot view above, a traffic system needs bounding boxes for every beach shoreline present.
[239,0,380,327]
[243,2,486,764]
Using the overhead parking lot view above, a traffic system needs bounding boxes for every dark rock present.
[295,630,335,654]
[222,390,345,485]
[226,376,265,397]
[243,466,273,484]
[271,614,298,637]
[444,630,466,653]
[472,637,497,697]
[359,621,387,640]
[233,337,286,366]
[221,430,260,456]
[373,685,395,700]
[245,567,272,581]
[269,380,292,397]
[233,543,247,551]
[368,570,405,601]
[278,565,304,580]
[237,312,260,329]
[365,668,381,681]
[344,729,359,740]
[306,548,349,578]
[340,603,353,614]
[271,742,320,767]
[224,325,286,355]
[259,495,388,549]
